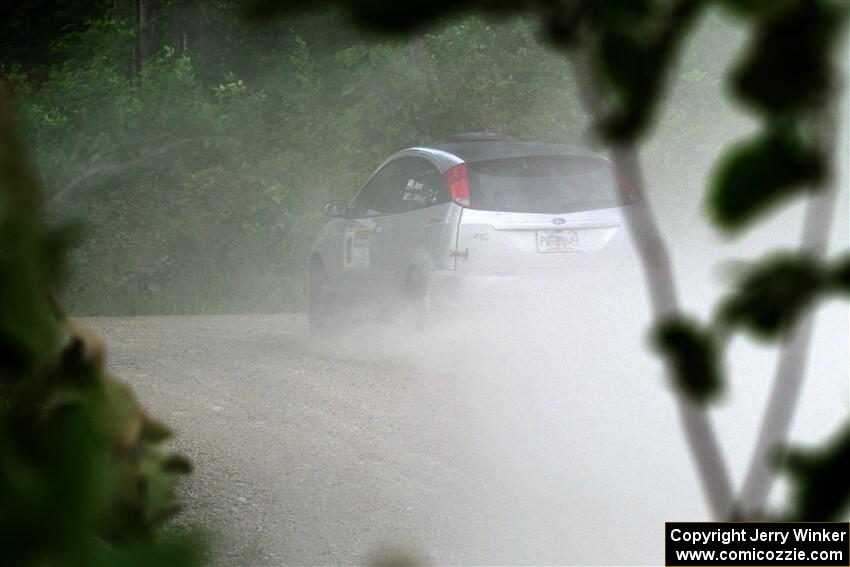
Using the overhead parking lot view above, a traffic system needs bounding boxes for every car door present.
[353,158,417,291]
[340,160,406,295]
[370,156,459,290]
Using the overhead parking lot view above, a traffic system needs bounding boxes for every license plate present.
[536,229,579,253]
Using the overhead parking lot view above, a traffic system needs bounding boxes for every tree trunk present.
[571,49,735,520]
[140,0,163,62]
[168,2,187,58]
[132,0,141,76]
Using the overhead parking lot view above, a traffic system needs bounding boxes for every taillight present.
[443,163,470,206]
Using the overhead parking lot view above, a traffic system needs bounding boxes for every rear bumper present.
[427,264,640,309]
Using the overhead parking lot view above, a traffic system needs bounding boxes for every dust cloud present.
[308,16,849,563]
[311,193,847,564]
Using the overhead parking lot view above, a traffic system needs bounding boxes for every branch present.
[736,105,840,517]
[571,48,735,519]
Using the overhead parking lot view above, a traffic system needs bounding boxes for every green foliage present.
[0,0,104,70]
[779,422,850,521]
[827,254,850,293]
[14,2,755,316]
[652,316,723,403]
[708,127,824,231]
[717,253,850,339]
[706,0,846,235]
[592,0,704,142]
[0,87,200,566]
[730,0,847,117]
[718,254,825,339]
[249,0,707,143]
[5,8,586,314]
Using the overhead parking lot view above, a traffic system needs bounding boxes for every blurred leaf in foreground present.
[593,0,703,143]
[652,316,723,403]
[718,254,826,340]
[708,127,824,233]
[243,0,477,32]
[0,83,202,566]
[730,0,847,117]
[779,422,850,521]
[826,253,850,294]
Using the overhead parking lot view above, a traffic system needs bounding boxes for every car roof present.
[414,140,606,164]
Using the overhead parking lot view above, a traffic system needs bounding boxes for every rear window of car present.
[467,155,622,214]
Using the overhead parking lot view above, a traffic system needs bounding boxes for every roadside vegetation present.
[2,1,738,315]
[0,83,201,567]
[3,4,585,314]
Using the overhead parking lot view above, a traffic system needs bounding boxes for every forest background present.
[1,0,748,315]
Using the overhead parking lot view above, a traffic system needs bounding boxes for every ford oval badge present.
[552,218,566,225]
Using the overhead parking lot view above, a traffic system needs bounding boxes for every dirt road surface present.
[85,305,847,566]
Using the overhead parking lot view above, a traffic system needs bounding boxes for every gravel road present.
[84,301,847,566]
[87,315,494,566]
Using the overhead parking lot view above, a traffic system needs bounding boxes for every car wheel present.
[308,262,337,337]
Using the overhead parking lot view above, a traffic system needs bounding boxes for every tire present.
[308,262,337,337]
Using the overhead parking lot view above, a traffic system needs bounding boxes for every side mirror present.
[322,200,348,218]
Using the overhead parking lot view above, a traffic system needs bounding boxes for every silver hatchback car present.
[307,133,639,334]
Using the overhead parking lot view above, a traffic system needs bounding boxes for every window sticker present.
[343,228,371,269]
[403,178,427,206]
